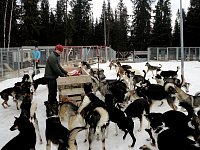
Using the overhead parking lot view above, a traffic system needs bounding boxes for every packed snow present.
[0,61,200,150]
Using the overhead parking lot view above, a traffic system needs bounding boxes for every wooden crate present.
[57,67,92,105]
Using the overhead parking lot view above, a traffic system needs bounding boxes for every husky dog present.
[0,79,33,109]
[104,94,136,148]
[124,98,150,131]
[159,66,180,79]
[32,77,47,92]
[174,84,200,108]
[108,60,117,70]
[124,69,146,90]
[145,62,162,76]
[79,61,91,70]
[99,79,127,104]
[44,101,86,150]
[145,102,200,148]
[20,92,43,144]
[0,86,19,108]
[115,61,132,79]
[1,116,36,150]
[86,107,109,150]
[136,81,177,110]
[59,88,110,150]
[59,101,81,130]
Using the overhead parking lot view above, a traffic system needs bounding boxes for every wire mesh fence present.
[0,46,116,80]
[148,47,200,61]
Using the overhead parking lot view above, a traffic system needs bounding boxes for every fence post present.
[1,48,3,78]
[156,48,159,61]
[105,46,108,62]
[147,48,150,61]
[82,47,87,61]
[17,48,20,77]
[199,48,200,61]
[176,47,178,61]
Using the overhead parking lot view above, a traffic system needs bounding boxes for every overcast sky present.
[49,0,190,26]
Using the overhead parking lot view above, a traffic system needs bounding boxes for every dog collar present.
[154,125,168,134]
[47,115,58,118]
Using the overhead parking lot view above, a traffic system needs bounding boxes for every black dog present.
[1,116,36,150]
[79,61,91,69]
[104,94,136,148]
[44,101,86,150]
[145,102,199,147]
[124,98,150,131]
[99,79,127,104]
[20,91,43,144]
[157,128,199,150]
[32,77,47,92]
[31,73,47,92]
[136,81,177,110]
[22,74,31,82]
[159,66,180,79]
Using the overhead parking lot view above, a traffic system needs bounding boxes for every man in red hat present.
[44,44,68,106]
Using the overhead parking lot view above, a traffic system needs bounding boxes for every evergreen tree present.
[150,0,172,47]
[39,0,50,45]
[20,0,40,45]
[172,9,186,47]
[0,1,4,46]
[54,0,66,45]
[130,0,152,51]
[111,0,129,52]
[70,0,92,45]
[0,0,19,47]
[185,0,200,46]
[10,0,19,47]
[93,19,104,45]
[106,0,114,47]
[172,18,180,47]
[49,11,57,45]
[94,1,107,46]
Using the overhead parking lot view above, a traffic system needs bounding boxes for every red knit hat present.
[55,44,64,52]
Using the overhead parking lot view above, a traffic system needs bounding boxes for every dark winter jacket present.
[44,51,68,79]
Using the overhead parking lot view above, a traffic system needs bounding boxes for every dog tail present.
[68,126,87,149]
[179,101,195,119]
[142,70,146,79]
[179,74,186,88]
[176,66,180,72]
[194,91,200,96]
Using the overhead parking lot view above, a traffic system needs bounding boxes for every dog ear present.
[44,101,48,106]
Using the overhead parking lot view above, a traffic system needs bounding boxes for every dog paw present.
[146,138,151,141]
[139,144,151,150]
[2,106,7,109]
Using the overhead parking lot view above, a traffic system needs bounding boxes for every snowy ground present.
[0,61,200,150]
